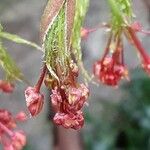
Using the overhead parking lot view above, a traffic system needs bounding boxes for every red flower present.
[66,84,89,113]
[0,110,16,130]
[15,112,27,122]
[2,131,26,150]
[25,87,44,117]
[141,58,150,75]
[0,109,26,150]
[53,111,84,130]
[94,57,128,86]
[50,83,89,129]
[81,28,96,39]
[51,84,89,113]
[11,131,26,150]
[0,80,14,93]
[131,21,150,35]
[50,87,62,111]
[131,21,142,32]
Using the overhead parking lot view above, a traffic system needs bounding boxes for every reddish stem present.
[121,43,124,65]
[87,28,97,33]
[84,22,109,34]
[101,33,113,61]
[35,64,47,92]
[112,35,121,64]
[127,27,149,61]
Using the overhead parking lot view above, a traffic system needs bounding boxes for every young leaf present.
[0,43,24,81]
[41,0,76,80]
[0,32,42,51]
[40,0,65,42]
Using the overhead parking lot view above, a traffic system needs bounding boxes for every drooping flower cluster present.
[94,56,128,86]
[91,21,150,86]
[24,60,89,130]
[0,81,27,150]
[0,110,27,150]
[79,0,150,87]
[49,62,89,129]
[50,80,89,129]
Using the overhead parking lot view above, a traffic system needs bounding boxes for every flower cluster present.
[81,22,150,87]
[24,62,89,129]
[28,0,91,130]
[80,0,150,87]
[94,56,128,86]
[0,110,27,150]
[51,82,89,129]
[84,21,150,86]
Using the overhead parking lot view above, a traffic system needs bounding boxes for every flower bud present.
[0,80,14,93]
[11,131,26,150]
[25,87,44,117]
[81,28,96,39]
[15,112,27,122]
[131,21,142,32]
[142,59,150,75]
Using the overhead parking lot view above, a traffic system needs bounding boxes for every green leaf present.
[42,0,76,80]
[0,43,24,81]
[0,32,42,51]
[72,0,89,61]
[44,5,69,78]
[71,0,92,83]
[107,0,133,31]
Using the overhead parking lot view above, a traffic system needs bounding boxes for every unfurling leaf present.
[40,0,76,80]
[40,0,65,41]
[40,0,91,83]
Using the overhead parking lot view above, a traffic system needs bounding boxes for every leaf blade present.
[0,32,42,51]
[0,43,24,81]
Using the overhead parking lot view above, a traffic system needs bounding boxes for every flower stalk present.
[34,64,47,93]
